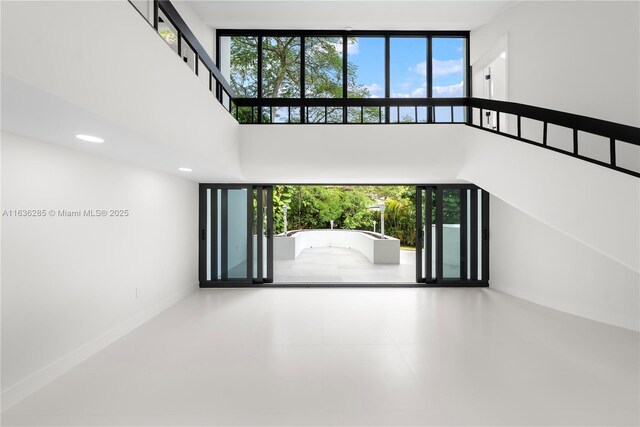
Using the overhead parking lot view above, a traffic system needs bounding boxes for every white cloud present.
[411,59,462,77]
[433,81,464,97]
[433,59,463,77]
[334,40,359,55]
[414,61,427,76]
[365,83,383,97]
[411,86,427,97]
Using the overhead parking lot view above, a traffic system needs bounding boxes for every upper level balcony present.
[127,0,640,178]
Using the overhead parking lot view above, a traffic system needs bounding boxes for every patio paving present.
[274,247,416,283]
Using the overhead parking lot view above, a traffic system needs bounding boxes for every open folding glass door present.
[416,185,489,285]
[252,186,273,284]
[199,185,273,286]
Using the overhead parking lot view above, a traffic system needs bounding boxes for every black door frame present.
[416,184,489,287]
[199,183,489,288]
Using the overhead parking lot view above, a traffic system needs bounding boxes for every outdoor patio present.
[274,247,416,283]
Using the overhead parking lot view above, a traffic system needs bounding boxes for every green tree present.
[227,36,374,123]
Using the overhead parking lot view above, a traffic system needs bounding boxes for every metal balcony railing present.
[128,0,640,178]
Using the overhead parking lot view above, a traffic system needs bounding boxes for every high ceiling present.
[184,0,517,31]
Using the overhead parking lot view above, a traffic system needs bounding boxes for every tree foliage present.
[271,185,462,248]
[227,36,376,122]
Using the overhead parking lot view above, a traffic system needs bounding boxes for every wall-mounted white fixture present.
[75,134,104,143]
[178,167,192,172]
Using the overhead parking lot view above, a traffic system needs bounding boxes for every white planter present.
[274,230,400,264]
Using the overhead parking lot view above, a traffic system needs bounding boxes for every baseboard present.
[1,281,198,412]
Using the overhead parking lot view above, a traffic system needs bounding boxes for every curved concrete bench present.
[274,229,400,264]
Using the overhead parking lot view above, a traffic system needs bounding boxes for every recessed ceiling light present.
[75,134,104,143]
[178,167,192,172]
[345,26,352,32]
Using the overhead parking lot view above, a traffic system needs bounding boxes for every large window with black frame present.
[217,31,469,124]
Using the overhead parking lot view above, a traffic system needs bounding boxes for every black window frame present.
[216,29,470,110]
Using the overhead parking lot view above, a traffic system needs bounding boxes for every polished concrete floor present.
[2,288,638,426]
[274,247,417,283]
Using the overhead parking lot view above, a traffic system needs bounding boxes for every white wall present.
[1,132,199,409]
[464,1,640,330]
[460,126,639,273]
[172,0,215,61]
[1,0,241,183]
[240,125,468,183]
[490,196,639,331]
[459,127,639,330]
[471,1,640,127]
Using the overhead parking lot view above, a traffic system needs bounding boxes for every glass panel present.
[363,106,383,124]
[223,92,231,111]
[198,60,209,86]
[226,189,248,279]
[466,190,471,280]
[521,118,544,143]
[442,189,461,279]
[220,36,258,98]
[390,37,427,98]
[206,189,212,281]
[157,9,178,55]
[290,107,301,123]
[130,0,152,23]
[616,141,640,173]
[217,189,222,280]
[327,107,343,123]
[432,37,466,98]
[431,189,437,280]
[237,106,254,124]
[261,107,272,123]
[417,107,428,123]
[421,188,426,279]
[347,107,363,123]
[306,107,326,123]
[272,107,289,123]
[181,37,197,72]
[399,107,416,123]
[390,107,399,123]
[262,36,301,97]
[477,189,482,280]
[578,132,610,163]
[547,124,573,152]
[262,189,269,277]
[434,106,452,123]
[305,36,343,98]
[347,37,385,98]
[252,189,258,280]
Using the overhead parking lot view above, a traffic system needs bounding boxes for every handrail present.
[468,98,639,145]
[234,96,640,177]
[157,1,236,98]
[127,0,236,100]
[235,97,468,108]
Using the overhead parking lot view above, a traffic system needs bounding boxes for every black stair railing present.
[128,0,236,106]
[128,0,640,178]
[466,98,640,178]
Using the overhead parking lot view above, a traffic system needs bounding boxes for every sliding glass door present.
[199,185,273,286]
[199,183,487,286]
[416,185,489,285]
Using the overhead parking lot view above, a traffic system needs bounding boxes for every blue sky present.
[348,37,465,98]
